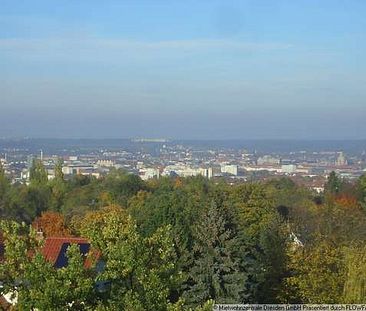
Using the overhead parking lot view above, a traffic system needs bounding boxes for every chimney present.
[36,228,44,241]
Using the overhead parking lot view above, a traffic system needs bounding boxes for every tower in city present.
[335,152,347,166]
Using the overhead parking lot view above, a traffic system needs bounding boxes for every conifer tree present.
[325,171,341,195]
[184,201,246,306]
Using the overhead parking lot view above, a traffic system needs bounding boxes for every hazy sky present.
[1,0,366,139]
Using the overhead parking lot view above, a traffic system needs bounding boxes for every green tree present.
[0,161,8,194]
[54,158,64,181]
[19,244,96,310]
[15,158,52,221]
[286,240,345,303]
[0,161,10,216]
[343,244,366,303]
[256,215,289,302]
[61,178,101,220]
[231,184,280,302]
[21,183,51,221]
[128,177,208,296]
[101,169,146,206]
[184,201,246,306]
[79,207,182,310]
[325,171,342,195]
[29,159,48,186]
[49,158,67,211]
[357,174,366,210]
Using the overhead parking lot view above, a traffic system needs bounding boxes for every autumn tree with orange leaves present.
[32,211,71,237]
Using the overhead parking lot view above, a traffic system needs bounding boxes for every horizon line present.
[1,137,366,142]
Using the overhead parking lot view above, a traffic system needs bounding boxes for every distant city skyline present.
[1,0,366,139]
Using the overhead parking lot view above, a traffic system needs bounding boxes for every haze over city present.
[1,0,366,139]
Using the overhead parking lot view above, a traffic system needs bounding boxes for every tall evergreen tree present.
[184,201,246,306]
[325,171,341,195]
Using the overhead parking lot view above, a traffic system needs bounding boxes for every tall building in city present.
[336,152,347,166]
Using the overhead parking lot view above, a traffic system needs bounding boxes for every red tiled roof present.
[42,237,89,266]
[0,236,100,268]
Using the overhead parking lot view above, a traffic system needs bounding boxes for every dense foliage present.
[0,162,366,309]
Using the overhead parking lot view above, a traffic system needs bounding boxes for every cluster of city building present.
[1,139,366,194]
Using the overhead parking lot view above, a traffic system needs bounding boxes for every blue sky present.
[1,0,366,139]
